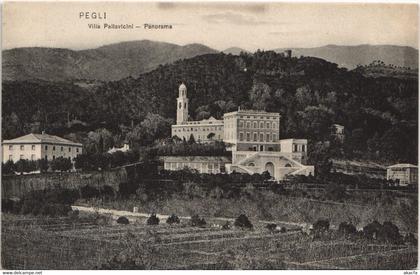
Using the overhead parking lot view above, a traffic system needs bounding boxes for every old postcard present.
[1,1,418,271]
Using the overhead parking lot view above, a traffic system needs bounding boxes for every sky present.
[3,2,418,51]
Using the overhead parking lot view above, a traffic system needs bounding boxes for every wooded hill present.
[2,51,418,164]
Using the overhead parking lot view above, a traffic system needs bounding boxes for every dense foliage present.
[2,51,417,164]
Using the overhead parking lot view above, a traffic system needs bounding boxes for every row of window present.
[237,121,277,129]
[8,145,36,151]
[8,144,80,153]
[239,132,277,142]
[238,115,278,120]
[173,127,222,133]
[9,155,73,161]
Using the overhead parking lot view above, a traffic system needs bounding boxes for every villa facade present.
[168,83,314,180]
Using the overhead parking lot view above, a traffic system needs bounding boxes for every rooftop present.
[224,108,280,117]
[2,133,82,146]
[387,163,418,169]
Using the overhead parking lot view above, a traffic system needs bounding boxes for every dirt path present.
[71,205,308,228]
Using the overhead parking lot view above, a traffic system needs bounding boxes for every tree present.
[234,214,253,229]
[207,132,215,141]
[338,222,357,236]
[188,134,196,145]
[190,215,206,227]
[249,82,272,111]
[313,219,330,233]
[147,214,160,225]
[50,157,73,172]
[166,214,180,225]
[117,216,130,225]
[297,105,335,140]
[2,160,16,175]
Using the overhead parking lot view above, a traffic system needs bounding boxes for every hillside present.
[3,51,417,164]
[2,40,217,81]
[274,45,418,69]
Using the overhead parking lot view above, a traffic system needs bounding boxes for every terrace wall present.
[2,168,127,199]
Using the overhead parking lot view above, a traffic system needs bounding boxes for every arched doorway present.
[265,162,275,178]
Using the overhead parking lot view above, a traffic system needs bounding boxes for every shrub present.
[379,221,403,244]
[2,160,16,175]
[363,220,382,239]
[101,185,115,198]
[190,215,206,227]
[222,221,231,230]
[338,222,357,236]
[80,185,100,198]
[266,223,277,233]
[234,214,253,230]
[147,214,160,225]
[313,219,330,232]
[50,156,73,172]
[166,214,180,225]
[117,216,130,224]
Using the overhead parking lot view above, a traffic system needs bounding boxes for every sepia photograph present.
[1,0,418,271]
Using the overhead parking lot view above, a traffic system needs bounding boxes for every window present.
[273,134,277,141]
[239,132,244,141]
[69,147,71,152]
[61,146,64,151]
[253,133,257,141]
[266,122,271,129]
[31,154,35,161]
[260,122,264,128]
[184,103,187,108]
[302,144,306,152]
[31,145,35,150]
[260,133,264,142]
[53,156,56,160]
[76,148,79,153]
[178,102,181,109]
[273,122,277,128]
[53,146,56,151]
[266,133,271,142]
[20,145,24,150]
[45,145,48,150]
[45,156,48,161]
[253,122,257,128]
[293,144,298,152]
[246,122,251,128]
[8,155,12,161]
[246,132,250,141]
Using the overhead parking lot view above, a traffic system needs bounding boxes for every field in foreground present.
[2,213,417,270]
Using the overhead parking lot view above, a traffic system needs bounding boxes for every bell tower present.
[176,83,188,125]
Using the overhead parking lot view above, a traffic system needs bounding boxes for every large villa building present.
[2,133,83,164]
[166,83,314,180]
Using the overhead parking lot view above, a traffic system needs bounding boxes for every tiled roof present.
[388,163,418,168]
[2,133,82,146]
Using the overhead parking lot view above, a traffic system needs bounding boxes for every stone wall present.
[2,169,127,199]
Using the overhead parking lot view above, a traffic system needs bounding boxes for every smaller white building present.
[2,133,83,163]
[163,156,231,174]
[108,143,130,154]
[386,163,418,186]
